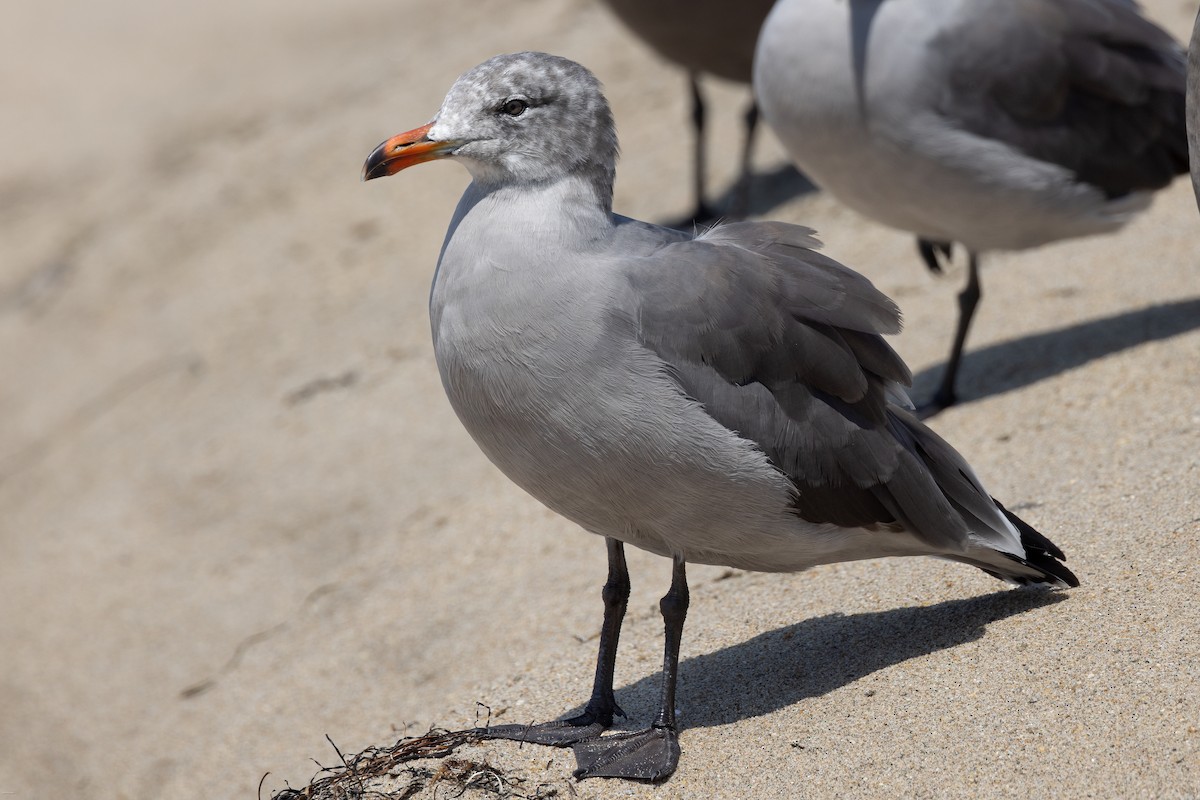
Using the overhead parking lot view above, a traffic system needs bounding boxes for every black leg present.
[688,73,715,224]
[923,251,982,415]
[670,75,716,228]
[585,538,631,723]
[727,100,759,219]
[572,557,688,781]
[651,557,688,732]
[916,237,953,275]
[479,538,630,746]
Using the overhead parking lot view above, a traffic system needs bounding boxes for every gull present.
[362,51,1078,782]
[755,0,1187,412]
[600,0,777,222]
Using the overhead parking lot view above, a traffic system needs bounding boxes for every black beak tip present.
[362,144,390,182]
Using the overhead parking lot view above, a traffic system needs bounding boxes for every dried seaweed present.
[266,727,565,800]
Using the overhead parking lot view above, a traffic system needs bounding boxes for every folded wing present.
[616,221,1026,562]
[936,0,1186,196]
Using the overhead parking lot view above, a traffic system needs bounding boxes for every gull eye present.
[500,98,529,117]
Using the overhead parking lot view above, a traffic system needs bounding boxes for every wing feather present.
[936,0,1186,196]
[614,219,1019,552]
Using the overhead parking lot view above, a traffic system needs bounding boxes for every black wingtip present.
[993,499,1081,588]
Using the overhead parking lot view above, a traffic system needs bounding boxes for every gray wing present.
[936,0,1187,196]
[616,221,1013,552]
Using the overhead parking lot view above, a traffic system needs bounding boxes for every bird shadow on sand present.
[661,163,818,230]
[737,163,819,220]
[912,297,1200,408]
[556,586,1065,734]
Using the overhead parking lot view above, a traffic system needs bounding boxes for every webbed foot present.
[478,705,621,746]
[571,725,680,781]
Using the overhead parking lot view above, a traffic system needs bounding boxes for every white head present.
[363,52,619,204]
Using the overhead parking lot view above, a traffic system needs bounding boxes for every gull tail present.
[885,407,1080,590]
[967,500,1080,589]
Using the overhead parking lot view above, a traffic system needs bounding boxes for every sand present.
[1,0,1197,797]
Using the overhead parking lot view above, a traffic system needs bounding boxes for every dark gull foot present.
[571,725,680,781]
[478,706,620,746]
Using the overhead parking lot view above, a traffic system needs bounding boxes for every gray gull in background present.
[600,0,776,223]
[755,0,1187,413]
[362,51,1078,782]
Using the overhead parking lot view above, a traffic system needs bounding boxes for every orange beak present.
[361,122,458,180]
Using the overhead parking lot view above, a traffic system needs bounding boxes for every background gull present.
[600,0,776,223]
[755,0,1188,412]
[362,50,1077,782]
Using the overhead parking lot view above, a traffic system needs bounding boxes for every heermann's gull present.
[362,51,1078,782]
[600,0,776,222]
[755,0,1187,412]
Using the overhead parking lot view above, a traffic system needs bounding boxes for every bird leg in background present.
[727,101,760,219]
[679,78,758,226]
[572,557,688,781]
[924,252,982,415]
[479,538,630,745]
[687,73,717,224]
[917,237,954,275]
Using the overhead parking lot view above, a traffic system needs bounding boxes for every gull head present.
[363,52,618,188]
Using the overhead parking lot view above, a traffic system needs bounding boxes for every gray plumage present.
[936,0,1184,201]
[363,51,1077,782]
[755,0,1187,409]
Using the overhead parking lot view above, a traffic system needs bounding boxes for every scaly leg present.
[480,538,630,745]
[727,100,759,219]
[572,557,689,781]
[686,74,717,225]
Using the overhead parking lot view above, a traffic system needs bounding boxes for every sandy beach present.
[1,0,1197,797]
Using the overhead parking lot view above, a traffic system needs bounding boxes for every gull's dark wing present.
[613,221,1014,553]
[935,0,1186,196]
